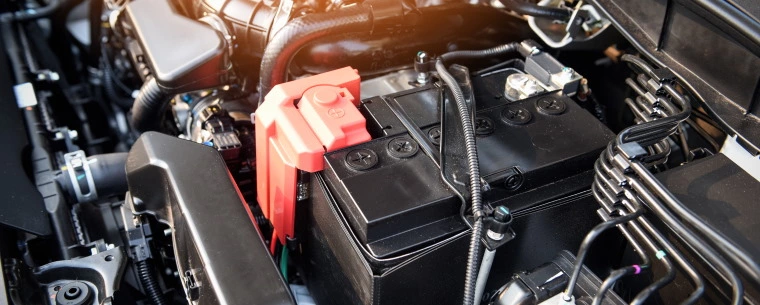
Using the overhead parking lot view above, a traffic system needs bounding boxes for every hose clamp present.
[64,150,98,202]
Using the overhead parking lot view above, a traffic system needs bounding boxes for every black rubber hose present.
[57,153,128,201]
[136,260,167,305]
[258,4,373,101]
[497,0,570,19]
[131,78,170,133]
[87,153,128,196]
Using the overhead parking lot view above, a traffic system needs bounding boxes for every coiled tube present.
[435,59,482,305]
[131,78,170,133]
[136,260,167,305]
[435,42,521,305]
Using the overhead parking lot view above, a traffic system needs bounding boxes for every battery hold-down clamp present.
[255,67,372,244]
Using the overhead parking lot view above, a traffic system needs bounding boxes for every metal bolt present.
[345,149,378,170]
[536,97,566,115]
[474,117,494,136]
[501,106,532,125]
[428,127,441,145]
[415,51,430,84]
[388,137,418,158]
[68,130,79,140]
[504,173,523,191]
[416,51,429,64]
[561,67,575,81]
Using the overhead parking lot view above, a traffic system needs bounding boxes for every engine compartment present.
[0,0,759,304]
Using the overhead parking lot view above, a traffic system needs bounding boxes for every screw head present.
[536,97,566,115]
[475,117,494,136]
[428,127,441,145]
[388,137,418,158]
[345,149,378,170]
[501,106,532,125]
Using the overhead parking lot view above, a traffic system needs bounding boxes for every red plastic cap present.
[254,67,370,243]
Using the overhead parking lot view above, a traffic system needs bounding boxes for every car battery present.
[303,61,615,305]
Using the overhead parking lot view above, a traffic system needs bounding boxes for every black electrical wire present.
[690,109,720,129]
[563,209,644,301]
[677,124,691,162]
[630,204,705,305]
[435,42,521,305]
[497,0,570,19]
[592,265,644,305]
[136,260,168,305]
[435,59,483,305]
[439,42,521,62]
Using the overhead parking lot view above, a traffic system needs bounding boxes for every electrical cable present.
[436,59,483,305]
[497,0,570,19]
[563,209,644,301]
[435,42,521,305]
[280,247,289,281]
[592,265,645,305]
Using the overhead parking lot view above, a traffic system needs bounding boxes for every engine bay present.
[1,0,759,304]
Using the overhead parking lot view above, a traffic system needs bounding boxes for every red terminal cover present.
[254,67,371,244]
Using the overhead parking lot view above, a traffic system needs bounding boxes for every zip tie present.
[656,250,667,260]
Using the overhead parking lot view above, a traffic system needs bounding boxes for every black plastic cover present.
[654,153,760,303]
[0,37,51,236]
[125,132,294,305]
[590,0,760,154]
[124,0,229,91]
